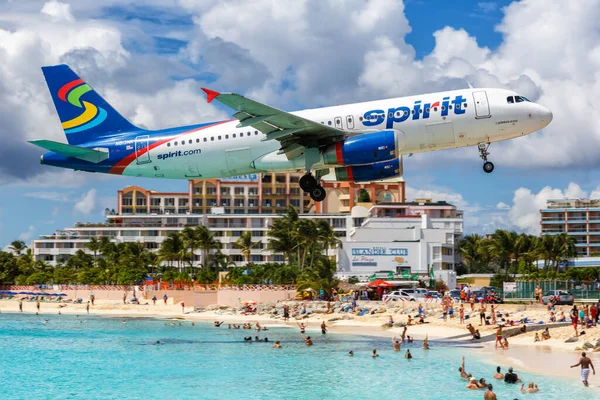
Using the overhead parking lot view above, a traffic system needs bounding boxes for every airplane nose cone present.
[539,106,553,128]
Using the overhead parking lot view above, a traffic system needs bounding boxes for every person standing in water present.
[494,325,503,349]
[404,349,412,359]
[484,384,497,400]
[19,299,23,312]
[371,348,379,358]
[36,298,40,312]
[392,336,401,351]
[570,351,596,387]
[423,335,430,350]
[321,321,327,335]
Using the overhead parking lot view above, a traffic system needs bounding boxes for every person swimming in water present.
[214,321,224,327]
[466,377,479,390]
[156,341,161,345]
[371,348,379,358]
[302,335,313,346]
[404,350,412,359]
[321,321,327,334]
[493,366,504,379]
[244,336,252,343]
[459,356,471,380]
[520,382,539,393]
[392,336,401,351]
[423,335,430,350]
[272,341,282,348]
[349,350,354,357]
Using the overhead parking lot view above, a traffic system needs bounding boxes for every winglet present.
[201,88,220,103]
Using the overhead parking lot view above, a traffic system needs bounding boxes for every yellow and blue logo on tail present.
[42,64,137,145]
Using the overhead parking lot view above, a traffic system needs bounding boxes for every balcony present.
[567,219,587,224]
[541,220,565,224]
[567,231,587,235]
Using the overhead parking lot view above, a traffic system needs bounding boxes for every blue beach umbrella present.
[58,293,67,297]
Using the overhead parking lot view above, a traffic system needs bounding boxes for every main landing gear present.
[478,143,494,174]
[300,173,326,202]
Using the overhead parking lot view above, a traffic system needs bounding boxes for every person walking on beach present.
[90,294,95,306]
[494,325,503,349]
[181,302,185,314]
[571,305,579,336]
[86,302,90,314]
[484,384,497,400]
[479,303,487,326]
[570,351,596,387]
[459,304,465,324]
[36,298,40,312]
[163,293,168,305]
[19,299,23,312]
[283,304,289,321]
[152,295,157,305]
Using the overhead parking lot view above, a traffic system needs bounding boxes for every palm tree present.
[297,258,339,298]
[181,227,200,268]
[460,234,493,273]
[316,219,340,258]
[8,240,27,256]
[553,234,576,273]
[86,237,101,267]
[486,230,517,276]
[196,226,219,267]
[294,219,319,270]
[159,233,189,271]
[233,231,257,264]
[267,206,299,264]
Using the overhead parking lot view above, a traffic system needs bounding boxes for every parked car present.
[383,290,419,302]
[542,290,574,305]
[448,289,462,301]
[481,286,499,294]
[426,291,441,299]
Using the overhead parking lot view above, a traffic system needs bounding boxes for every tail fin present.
[42,64,139,145]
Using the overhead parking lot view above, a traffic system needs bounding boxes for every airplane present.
[31,65,552,202]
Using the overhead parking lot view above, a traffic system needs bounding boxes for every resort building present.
[336,200,463,283]
[31,175,461,284]
[540,198,600,257]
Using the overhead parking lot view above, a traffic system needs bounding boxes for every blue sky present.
[1,0,599,246]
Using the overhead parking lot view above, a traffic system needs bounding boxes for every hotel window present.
[248,188,258,196]
[193,199,203,207]
[290,199,300,208]
[178,198,188,207]
[221,188,230,196]
[251,255,263,262]
[234,199,245,207]
[273,255,285,262]
[206,186,217,195]
[234,187,245,195]
[221,199,231,207]
[165,198,175,206]
[150,198,161,206]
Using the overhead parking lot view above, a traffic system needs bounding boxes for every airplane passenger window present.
[359,117,363,121]
[189,140,192,144]
[449,105,452,110]
[411,110,415,115]
[456,104,460,109]
[507,96,514,104]
[255,131,259,135]
[328,121,332,125]
[463,103,467,108]
[233,134,236,138]
[426,108,430,112]
[196,139,200,143]
[211,137,214,141]
[225,135,229,139]
[441,106,445,111]
[433,107,438,112]
[247,132,251,136]
[204,138,207,142]
[218,136,221,140]
[174,142,178,146]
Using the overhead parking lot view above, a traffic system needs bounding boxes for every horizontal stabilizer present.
[29,140,109,163]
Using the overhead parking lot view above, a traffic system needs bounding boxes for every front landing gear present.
[300,173,326,202]
[478,143,494,174]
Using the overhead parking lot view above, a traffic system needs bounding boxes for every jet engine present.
[330,155,404,182]
[321,130,404,166]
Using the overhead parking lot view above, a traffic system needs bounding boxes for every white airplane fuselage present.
[114,87,551,180]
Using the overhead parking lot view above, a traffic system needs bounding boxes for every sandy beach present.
[2,297,600,388]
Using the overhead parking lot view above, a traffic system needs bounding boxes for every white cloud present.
[496,202,510,210]
[505,182,588,234]
[18,225,36,241]
[41,1,74,22]
[477,2,497,14]
[24,191,71,202]
[73,188,97,215]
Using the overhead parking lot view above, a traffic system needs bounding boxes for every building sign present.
[350,247,409,267]
[220,174,260,182]
[503,282,516,293]
[351,247,408,256]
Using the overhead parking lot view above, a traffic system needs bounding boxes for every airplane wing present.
[202,88,346,159]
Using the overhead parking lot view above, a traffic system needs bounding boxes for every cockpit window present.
[507,96,514,104]
[515,96,525,103]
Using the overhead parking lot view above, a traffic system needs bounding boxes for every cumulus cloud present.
[18,225,36,241]
[73,188,97,215]
[505,183,588,234]
[41,1,74,22]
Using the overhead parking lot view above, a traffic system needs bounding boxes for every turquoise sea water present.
[0,314,594,399]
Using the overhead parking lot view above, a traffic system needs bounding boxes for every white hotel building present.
[31,174,463,282]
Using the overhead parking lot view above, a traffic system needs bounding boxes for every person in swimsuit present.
[349,350,354,357]
[571,305,579,336]
[520,382,539,393]
[494,326,503,349]
[272,341,282,348]
[493,366,504,379]
[479,303,487,326]
[371,348,379,358]
[459,304,465,324]
[484,384,497,400]
[459,356,470,379]
[570,351,596,387]
[297,322,306,334]
[321,321,327,335]
[466,377,479,389]
[302,335,313,346]
[404,349,412,359]
[392,336,401,351]
[423,335,430,350]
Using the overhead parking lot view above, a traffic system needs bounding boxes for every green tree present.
[0,252,19,284]
[297,258,339,298]
[86,237,102,268]
[8,240,27,256]
[357,189,371,203]
[233,231,257,264]
[267,206,299,264]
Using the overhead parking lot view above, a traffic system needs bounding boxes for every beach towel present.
[581,368,590,382]
[358,309,369,316]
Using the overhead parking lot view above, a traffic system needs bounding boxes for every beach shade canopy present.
[366,279,394,288]
[58,293,68,296]
[17,291,29,295]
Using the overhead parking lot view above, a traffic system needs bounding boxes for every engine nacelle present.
[332,156,403,182]
[322,130,400,166]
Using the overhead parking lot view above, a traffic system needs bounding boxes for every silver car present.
[541,290,574,305]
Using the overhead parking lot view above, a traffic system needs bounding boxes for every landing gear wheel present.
[310,185,326,202]
[478,143,494,174]
[483,161,494,174]
[299,174,317,192]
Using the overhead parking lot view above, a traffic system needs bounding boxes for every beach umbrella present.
[366,279,394,288]
[18,291,29,294]
[58,293,67,296]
